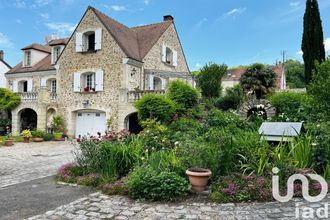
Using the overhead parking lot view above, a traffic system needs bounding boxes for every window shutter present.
[73,72,81,92]
[149,74,154,90]
[95,70,104,91]
[27,79,33,92]
[95,28,102,50]
[173,50,178,67]
[75,32,83,52]
[161,78,166,90]
[12,81,18,92]
[41,78,47,87]
[161,44,166,62]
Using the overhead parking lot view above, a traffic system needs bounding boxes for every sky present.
[1,0,330,71]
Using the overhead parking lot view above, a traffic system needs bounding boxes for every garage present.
[75,111,106,138]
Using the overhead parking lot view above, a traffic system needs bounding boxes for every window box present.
[83,87,96,93]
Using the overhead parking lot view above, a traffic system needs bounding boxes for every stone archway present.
[239,99,276,120]
[19,108,38,131]
[124,112,142,134]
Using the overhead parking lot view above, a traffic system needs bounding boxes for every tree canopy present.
[302,0,325,85]
[240,63,277,99]
[198,63,227,98]
[285,60,306,88]
[0,88,20,111]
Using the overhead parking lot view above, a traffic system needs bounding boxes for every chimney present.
[0,50,3,60]
[163,15,174,22]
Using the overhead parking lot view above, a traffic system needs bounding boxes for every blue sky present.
[1,0,330,70]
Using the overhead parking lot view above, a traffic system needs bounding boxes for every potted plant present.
[21,129,32,143]
[186,168,212,192]
[83,87,90,92]
[31,129,45,142]
[4,126,14,146]
[51,115,64,140]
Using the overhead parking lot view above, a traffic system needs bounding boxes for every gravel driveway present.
[0,141,75,188]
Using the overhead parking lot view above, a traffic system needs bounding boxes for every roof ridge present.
[131,21,171,30]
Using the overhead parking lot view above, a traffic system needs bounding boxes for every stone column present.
[11,110,20,136]
[37,87,50,131]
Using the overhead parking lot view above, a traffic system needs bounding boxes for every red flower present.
[118,135,123,140]
[171,114,178,121]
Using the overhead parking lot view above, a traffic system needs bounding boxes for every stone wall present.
[57,8,126,136]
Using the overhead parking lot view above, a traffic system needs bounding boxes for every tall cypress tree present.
[301,0,325,85]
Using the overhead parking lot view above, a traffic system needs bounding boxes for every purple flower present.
[243,175,254,181]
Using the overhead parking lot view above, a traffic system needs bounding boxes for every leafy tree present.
[198,63,227,98]
[302,0,325,85]
[285,60,306,88]
[167,80,200,114]
[0,88,20,110]
[134,94,176,123]
[215,85,244,110]
[240,63,277,99]
[308,60,330,116]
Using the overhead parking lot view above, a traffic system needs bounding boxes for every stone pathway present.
[0,141,74,188]
[28,191,330,220]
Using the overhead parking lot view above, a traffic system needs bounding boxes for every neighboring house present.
[7,6,192,137]
[0,50,11,88]
[222,63,286,91]
[5,37,68,134]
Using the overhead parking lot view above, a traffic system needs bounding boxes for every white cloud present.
[0,33,13,48]
[144,0,150,5]
[39,13,50,20]
[297,50,303,56]
[45,22,76,37]
[13,0,53,9]
[195,63,202,70]
[195,18,207,29]
[110,5,126,11]
[224,8,246,17]
[324,38,330,52]
[289,2,300,7]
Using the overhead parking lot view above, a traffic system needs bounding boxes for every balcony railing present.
[17,92,38,101]
[127,90,165,102]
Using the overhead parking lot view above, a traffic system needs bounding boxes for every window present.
[51,80,56,93]
[165,48,173,65]
[53,46,61,63]
[19,81,28,92]
[86,73,94,89]
[153,77,162,90]
[75,29,102,52]
[25,51,31,66]
[161,45,178,66]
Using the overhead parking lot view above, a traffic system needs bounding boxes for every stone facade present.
[6,6,192,137]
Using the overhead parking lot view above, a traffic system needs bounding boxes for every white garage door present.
[75,112,106,138]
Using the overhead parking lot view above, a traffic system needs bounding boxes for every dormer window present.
[161,44,177,67]
[75,28,102,53]
[24,51,31,66]
[53,46,61,63]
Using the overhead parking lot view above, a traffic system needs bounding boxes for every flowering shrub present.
[21,129,32,138]
[102,178,129,196]
[76,173,101,187]
[103,129,131,143]
[210,174,272,203]
[57,163,83,183]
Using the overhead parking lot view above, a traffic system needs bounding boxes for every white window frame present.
[50,79,56,93]
[53,46,61,63]
[25,50,31,66]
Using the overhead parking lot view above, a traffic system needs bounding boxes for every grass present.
[0,136,24,145]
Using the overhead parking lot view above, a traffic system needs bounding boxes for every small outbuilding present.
[258,122,303,142]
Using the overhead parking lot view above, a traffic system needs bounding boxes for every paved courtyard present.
[0,141,75,188]
[29,191,330,220]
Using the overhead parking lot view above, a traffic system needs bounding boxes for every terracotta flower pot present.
[23,137,30,143]
[33,137,43,142]
[186,168,212,192]
[5,139,14,146]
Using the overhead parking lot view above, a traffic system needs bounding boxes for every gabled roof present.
[48,38,69,46]
[90,7,172,61]
[21,44,51,53]
[7,38,68,74]
[7,54,55,74]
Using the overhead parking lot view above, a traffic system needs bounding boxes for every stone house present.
[6,6,192,137]
[222,64,286,91]
[6,37,68,135]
